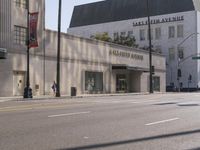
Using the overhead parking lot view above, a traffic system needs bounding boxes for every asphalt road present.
[1,93,200,150]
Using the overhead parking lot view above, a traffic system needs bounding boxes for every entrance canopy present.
[0,48,7,59]
[112,64,149,72]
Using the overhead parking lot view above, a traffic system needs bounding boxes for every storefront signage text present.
[133,16,184,27]
[109,49,143,61]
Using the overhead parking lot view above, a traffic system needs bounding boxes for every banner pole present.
[24,0,32,98]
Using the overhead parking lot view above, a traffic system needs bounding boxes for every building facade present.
[45,30,165,95]
[0,0,45,96]
[0,0,165,97]
[68,0,200,91]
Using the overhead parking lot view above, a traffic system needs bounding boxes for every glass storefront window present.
[85,71,103,92]
[116,74,127,92]
[153,76,160,91]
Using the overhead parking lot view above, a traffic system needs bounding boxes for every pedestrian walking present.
[51,81,57,95]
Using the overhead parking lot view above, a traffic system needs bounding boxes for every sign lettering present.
[109,49,143,61]
[133,16,184,27]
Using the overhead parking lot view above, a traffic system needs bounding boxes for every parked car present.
[166,85,177,92]
[0,48,7,59]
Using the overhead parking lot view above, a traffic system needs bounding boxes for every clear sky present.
[45,0,103,32]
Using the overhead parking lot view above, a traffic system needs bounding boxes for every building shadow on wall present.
[57,129,200,150]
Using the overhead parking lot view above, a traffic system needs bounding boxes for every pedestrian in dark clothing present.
[52,81,57,95]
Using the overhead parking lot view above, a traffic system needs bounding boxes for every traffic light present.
[152,66,155,75]
[188,74,192,81]
[178,69,181,78]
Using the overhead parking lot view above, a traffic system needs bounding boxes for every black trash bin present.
[71,87,76,96]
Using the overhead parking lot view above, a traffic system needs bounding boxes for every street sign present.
[192,56,200,60]
[0,48,7,59]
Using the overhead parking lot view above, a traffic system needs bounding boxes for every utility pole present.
[146,0,153,93]
[56,0,62,97]
[24,0,32,98]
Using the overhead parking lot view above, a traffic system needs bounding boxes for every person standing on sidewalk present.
[51,81,57,96]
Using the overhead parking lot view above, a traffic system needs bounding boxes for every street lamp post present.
[24,0,32,98]
[56,0,62,97]
[146,0,153,93]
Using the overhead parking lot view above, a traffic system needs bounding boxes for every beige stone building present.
[0,0,166,97]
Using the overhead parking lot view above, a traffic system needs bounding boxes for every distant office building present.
[68,0,200,91]
[0,0,165,97]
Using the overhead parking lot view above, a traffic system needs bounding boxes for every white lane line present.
[48,111,91,118]
[145,118,179,126]
[131,100,160,104]
[93,100,161,104]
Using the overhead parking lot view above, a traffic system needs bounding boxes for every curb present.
[0,92,169,102]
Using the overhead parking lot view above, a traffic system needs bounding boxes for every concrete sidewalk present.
[0,92,153,102]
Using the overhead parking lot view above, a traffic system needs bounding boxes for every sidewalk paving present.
[0,92,153,102]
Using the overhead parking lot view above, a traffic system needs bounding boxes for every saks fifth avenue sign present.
[109,49,143,61]
[133,16,184,27]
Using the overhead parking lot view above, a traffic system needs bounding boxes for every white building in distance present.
[68,0,200,91]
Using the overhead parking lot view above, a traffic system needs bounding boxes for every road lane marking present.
[0,104,47,110]
[48,111,91,118]
[0,107,34,112]
[90,98,164,104]
[0,103,94,113]
[145,118,179,126]
[0,105,70,112]
[131,100,160,104]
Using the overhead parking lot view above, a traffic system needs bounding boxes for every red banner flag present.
[29,12,39,48]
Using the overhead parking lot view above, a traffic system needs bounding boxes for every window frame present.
[147,28,153,40]
[155,27,161,40]
[177,24,184,38]
[85,71,103,92]
[15,0,27,9]
[14,25,27,46]
[113,32,119,40]
[178,47,184,60]
[140,29,145,41]
[168,26,175,39]
[120,32,126,37]
[128,31,133,38]
[169,48,175,61]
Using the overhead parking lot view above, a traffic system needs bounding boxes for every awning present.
[112,64,149,72]
[0,48,7,59]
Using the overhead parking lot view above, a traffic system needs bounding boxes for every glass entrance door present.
[153,76,160,91]
[116,74,127,92]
